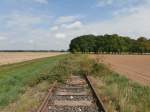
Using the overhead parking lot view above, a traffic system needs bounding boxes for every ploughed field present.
[93,55,150,85]
[0,52,63,65]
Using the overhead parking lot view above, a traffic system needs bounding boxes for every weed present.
[90,55,150,112]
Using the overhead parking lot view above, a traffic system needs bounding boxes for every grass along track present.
[91,72,150,112]
[38,54,150,112]
[0,54,66,109]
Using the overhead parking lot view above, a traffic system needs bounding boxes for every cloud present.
[56,16,79,24]
[97,0,114,7]
[85,2,150,38]
[55,33,66,39]
[61,21,83,29]
[34,0,48,4]
[0,36,7,40]
[1,13,51,32]
[51,26,59,31]
[113,7,139,16]
[96,0,144,7]
[28,40,34,44]
[0,12,57,50]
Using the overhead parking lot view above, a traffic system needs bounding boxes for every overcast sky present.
[0,0,150,50]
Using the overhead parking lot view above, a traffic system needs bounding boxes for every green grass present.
[2,81,51,112]
[100,72,150,112]
[0,54,66,108]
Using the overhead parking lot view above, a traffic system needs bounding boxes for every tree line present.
[69,34,150,54]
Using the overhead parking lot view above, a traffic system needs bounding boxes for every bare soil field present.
[0,52,63,65]
[92,55,150,86]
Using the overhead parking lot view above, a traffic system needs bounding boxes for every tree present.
[69,34,150,54]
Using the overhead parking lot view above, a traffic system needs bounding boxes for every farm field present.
[94,55,150,85]
[0,52,63,65]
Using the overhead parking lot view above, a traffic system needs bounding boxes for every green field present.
[0,54,66,109]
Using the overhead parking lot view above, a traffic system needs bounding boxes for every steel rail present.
[37,81,57,112]
[84,75,106,112]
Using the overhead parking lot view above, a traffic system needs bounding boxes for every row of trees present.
[69,34,150,54]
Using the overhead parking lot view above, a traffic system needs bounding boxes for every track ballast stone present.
[48,106,99,112]
[51,95,93,101]
[48,75,101,112]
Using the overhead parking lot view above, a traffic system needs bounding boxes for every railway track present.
[37,75,105,112]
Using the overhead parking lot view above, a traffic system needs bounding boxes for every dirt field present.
[0,52,63,65]
[93,55,150,86]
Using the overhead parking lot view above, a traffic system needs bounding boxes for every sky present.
[0,0,150,50]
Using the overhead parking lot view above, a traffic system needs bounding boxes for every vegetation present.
[52,54,150,112]
[0,54,92,111]
[77,55,150,112]
[0,54,66,109]
[0,54,149,112]
[97,73,150,112]
[2,81,51,112]
[69,34,150,54]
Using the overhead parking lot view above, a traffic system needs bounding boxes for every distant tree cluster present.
[69,34,150,54]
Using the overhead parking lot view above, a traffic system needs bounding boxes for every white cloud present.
[96,0,144,7]
[85,3,150,38]
[61,21,83,29]
[113,7,139,16]
[0,36,7,40]
[55,33,66,39]
[56,16,79,24]
[0,12,60,50]
[97,0,114,7]
[51,26,59,31]
[3,13,50,29]
[28,40,34,44]
[34,0,48,4]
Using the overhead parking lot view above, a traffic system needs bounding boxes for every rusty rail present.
[37,81,57,112]
[84,75,106,112]
[37,75,106,112]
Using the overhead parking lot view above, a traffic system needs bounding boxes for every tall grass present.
[2,81,51,112]
[89,55,150,112]
[99,73,150,112]
[59,54,150,112]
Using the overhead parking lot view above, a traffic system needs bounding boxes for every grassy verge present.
[97,73,150,112]
[52,54,150,112]
[0,54,67,110]
[2,81,50,112]
[87,55,150,112]
[0,54,88,112]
